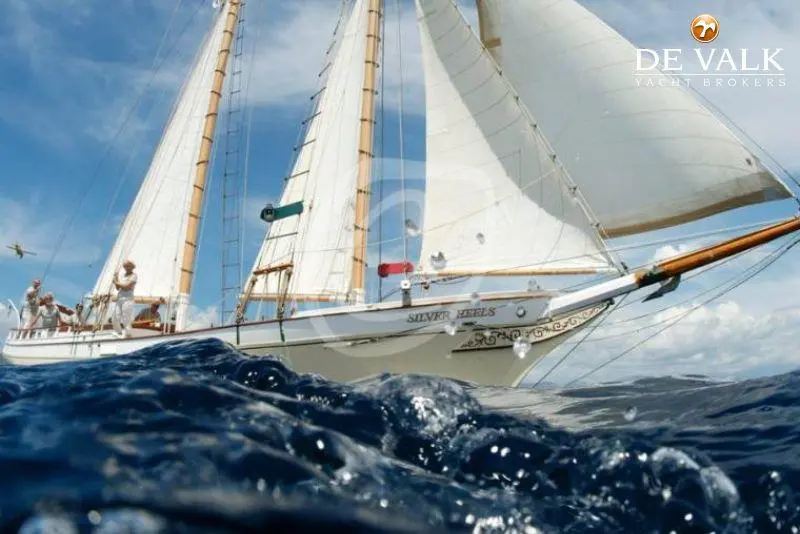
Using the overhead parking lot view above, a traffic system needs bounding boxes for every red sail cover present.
[377,262,414,278]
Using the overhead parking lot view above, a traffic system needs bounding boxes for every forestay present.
[479,0,792,238]
[415,0,615,276]
[91,4,232,302]
[245,0,369,302]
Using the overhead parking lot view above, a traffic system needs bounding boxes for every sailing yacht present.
[3,0,798,387]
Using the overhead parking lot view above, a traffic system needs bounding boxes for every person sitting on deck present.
[29,292,62,336]
[112,259,137,338]
[62,302,84,329]
[20,278,41,337]
[134,298,164,325]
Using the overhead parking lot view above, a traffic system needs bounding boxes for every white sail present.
[245,0,369,302]
[415,0,615,276]
[91,5,231,302]
[477,0,792,238]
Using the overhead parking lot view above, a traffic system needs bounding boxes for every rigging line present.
[248,2,347,320]
[444,0,622,272]
[529,293,631,389]
[239,0,263,300]
[98,16,221,302]
[94,0,203,254]
[563,235,800,388]
[376,0,387,302]
[395,0,409,274]
[608,243,778,316]
[41,0,194,283]
[561,236,796,343]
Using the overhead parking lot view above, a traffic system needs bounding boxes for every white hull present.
[2,292,609,387]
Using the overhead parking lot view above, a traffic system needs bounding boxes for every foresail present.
[245,0,369,302]
[479,0,792,238]
[415,0,615,277]
[91,5,231,302]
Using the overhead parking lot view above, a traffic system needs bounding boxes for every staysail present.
[476,0,792,238]
[90,4,232,311]
[244,0,370,304]
[414,0,616,277]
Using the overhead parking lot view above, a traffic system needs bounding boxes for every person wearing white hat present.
[20,278,41,338]
[112,259,137,338]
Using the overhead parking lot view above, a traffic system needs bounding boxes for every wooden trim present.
[636,215,800,285]
[178,0,242,296]
[253,262,293,276]
[350,0,382,298]
[475,0,501,53]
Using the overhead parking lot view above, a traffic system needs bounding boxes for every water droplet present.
[87,511,102,525]
[404,218,420,237]
[476,232,485,245]
[444,320,458,336]
[430,251,447,270]
[623,406,638,422]
[470,292,481,306]
[684,513,693,522]
[513,337,532,358]
[257,478,266,492]
[661,487,672,501]
[516,306,527,318]
[316,439,325,450]
[380,498,389,508]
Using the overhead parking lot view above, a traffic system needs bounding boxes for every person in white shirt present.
[21,279,41,338]
[31,292,62,336]
[112,259,137,338]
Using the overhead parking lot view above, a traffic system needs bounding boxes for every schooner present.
[3,0,798,387]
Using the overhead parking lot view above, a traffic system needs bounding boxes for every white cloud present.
[523,242,800,385]
[0,196,102,266]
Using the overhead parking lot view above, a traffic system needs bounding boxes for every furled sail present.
[91,4,232,303]
[476,0,792,238]
[414,0,615,276]
[244,0,369,302]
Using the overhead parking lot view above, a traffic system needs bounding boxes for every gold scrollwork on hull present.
[454,302,610,352]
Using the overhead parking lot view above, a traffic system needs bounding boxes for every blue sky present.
[1,0,798,384]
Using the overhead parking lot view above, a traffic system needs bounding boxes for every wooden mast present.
[178,0,242,298]
[350,0,383,303]
[475,0,501,61]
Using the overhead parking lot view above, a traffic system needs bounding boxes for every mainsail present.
[244,0,371,304]
[414,0,616,276]
[476,0,792,238]
[91,5,232,308]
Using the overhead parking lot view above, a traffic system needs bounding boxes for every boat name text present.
[406,307,496,324]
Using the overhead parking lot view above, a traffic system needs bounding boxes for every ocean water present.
[0,339,797,533]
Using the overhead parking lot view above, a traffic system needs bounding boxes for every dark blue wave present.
[0,339,797,533]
